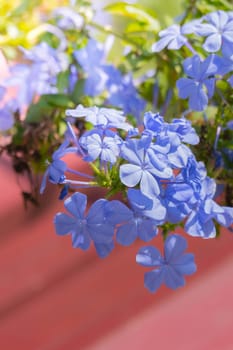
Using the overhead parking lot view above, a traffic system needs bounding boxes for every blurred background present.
[1,1,233,349]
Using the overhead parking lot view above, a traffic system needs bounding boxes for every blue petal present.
[116,221,137,246]
[176,78,198,99]
[152,36,173,52]
[165,202,189,223]
[183,55,201,78]
[105,200,133,226]
[64,192,87,219]
[127,188,153,212]
[222,40,233,60]
[172,253,197,275]
[167,35,187,50]
[214,206,233,227]
[120,164,142,187]
[164,234,187,263]
[136,246,162,267]
[204,77,215,98]
[163,265,185,289]
[120,139,144,165]
[200,54,219,77]
[195,23,216,36]
[185,211,216,238]
[94,241,114,258]
[72,229,90,250]
[189,85,208,111]
[140,171,160,196]
[144,269,164,293]
[137,218,158,242]
[87,198,108,224]
[203,33,222,52]
[88,222,114,243]
[54,213,76,235]
[143,196,166,222]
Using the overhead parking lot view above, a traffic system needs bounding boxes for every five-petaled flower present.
[136,234,197,292]
[176,54,218,111]
[195,10,233,58]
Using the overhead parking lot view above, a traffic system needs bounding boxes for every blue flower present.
[4,64,34,107]
[176,54,219,111]
[195,10,233,58]
[54,192,115,251]
[143,113,195,168]
[164,182,194,224]
[4,43,68,108]
[120,138,172,197]
[136,234,196,292]
[106,190,160,246]
[185,177,233,238]
[74,39,109,96]
[104,66,146,122]
[79,130,121,164]
[40,139,77,193]
[66,105,131,131]
[168,118,199,145]
[152,24,188,52]
[143,111,164,135]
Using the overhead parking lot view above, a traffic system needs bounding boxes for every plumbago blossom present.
[41,105,233,293]
[152,10,233,112]
[3,42,69,109]
[1,3,233,295]
[74,39,146,121]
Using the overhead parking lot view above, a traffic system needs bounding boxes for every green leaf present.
[41,94,73,108]
[70,79,86,104]
[25,94,74,123]
[25,99,51,123]
[105,2,160,32]
[56,71,70,93]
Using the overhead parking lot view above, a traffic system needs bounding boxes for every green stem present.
[88,21,143,51]
[89,162,101,176]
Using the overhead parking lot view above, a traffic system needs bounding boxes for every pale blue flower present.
[185,177,233,238]
[40,139,77,193]
[54,192,115,250]
[79,131,121,164]
[4,42,68,108]
[195,10,233,58]
[120,138,172,196]
[104,66,146,122]
[176,54,219,111]
[74,39,108,96]
[152,24,188,52]
[66,105,131,130]
[136,234,196,292]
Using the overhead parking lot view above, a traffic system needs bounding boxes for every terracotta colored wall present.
[1,157,233,350]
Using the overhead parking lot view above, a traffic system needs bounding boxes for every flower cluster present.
[43,105,233,292]
[0,2,232,294]
[153,10,233,111]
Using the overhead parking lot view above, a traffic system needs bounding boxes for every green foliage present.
[105,2,160,32]
[26,94,73,123]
